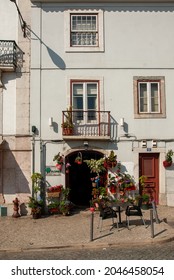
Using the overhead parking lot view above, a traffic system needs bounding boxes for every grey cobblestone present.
[0,205,174,252]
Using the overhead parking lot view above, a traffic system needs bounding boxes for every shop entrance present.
[66,150,103,207]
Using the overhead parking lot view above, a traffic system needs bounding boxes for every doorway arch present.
[65,150,104,207]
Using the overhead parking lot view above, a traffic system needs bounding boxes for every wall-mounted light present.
[84,141,89,150]
[49,117,53,127]
[152,140,157,148]
[10,0,27,38]
[120,118,124,127]
[31,125,37,134]
[141,140,147,148]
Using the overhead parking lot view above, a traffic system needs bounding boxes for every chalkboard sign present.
[151,201,160,224]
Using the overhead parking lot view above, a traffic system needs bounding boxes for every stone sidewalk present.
[0,205,174,252]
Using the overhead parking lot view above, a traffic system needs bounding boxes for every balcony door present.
[72,81,98,124]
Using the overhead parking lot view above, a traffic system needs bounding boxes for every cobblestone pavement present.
[0,241,174,259]
[0,205,174,254]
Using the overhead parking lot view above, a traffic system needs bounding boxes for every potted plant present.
[84,158,106,175]
[74,156,82,165]
[61,107,74,135]
[59,187,72,215]
[53,152,64,171]
[47,184,63,197]
[48,201,60,214]
[28,172,43,219]
[141,193,150,209]
[163,149,173,167]
[105,150,117,168]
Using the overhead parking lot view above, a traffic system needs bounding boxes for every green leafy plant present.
[84,158,106,175]
[61,106,74,129]
[165,149,173,163]
[28,173,43,218]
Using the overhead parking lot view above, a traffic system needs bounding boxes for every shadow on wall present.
[27,26,66,70]
[0,141,31,216]
[46,46,66,70]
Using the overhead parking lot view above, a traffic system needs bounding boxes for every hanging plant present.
[75,152,83,164]
[65,162,71,173]
[53,152,64,170]
[163,149,173,168]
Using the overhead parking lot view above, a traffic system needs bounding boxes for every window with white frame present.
[139,81,160,113]
[71,14,98,46]
[133,77,166,119]
[72,81,98,122]
[64,10,104,52]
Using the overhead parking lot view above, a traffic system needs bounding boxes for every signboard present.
[45,166,61,176]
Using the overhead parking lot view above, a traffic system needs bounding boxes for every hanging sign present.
[45,166,61,176]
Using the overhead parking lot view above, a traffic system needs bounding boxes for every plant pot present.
[90,207,95,212]
[49,208,59,214]
[163,160,172,167]
[63,128,73,135]
[110,185,116,194]
[32,212,41,219]
[47,191,61,197]
[141,204,149,210]
[56,164,62,171]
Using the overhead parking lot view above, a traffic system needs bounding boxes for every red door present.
[139,153,159,204]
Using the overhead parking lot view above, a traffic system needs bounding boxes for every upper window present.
[71,15,98,47]
[133,77,166,119]
[72,81,98,122]
[64,10,104,52]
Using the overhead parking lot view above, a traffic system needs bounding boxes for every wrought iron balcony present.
[62,110,111,139]
[0,40,24,71]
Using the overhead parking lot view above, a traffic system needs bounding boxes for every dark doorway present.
[66,150,103,207]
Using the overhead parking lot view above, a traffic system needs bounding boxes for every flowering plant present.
[47,184,63,193]
[118,173,136,192]
[53,153,64,165]
[91,176,99,183]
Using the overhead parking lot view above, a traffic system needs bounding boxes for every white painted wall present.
[30,2,174,206]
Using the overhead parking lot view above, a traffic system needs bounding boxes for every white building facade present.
[28,0,174,208]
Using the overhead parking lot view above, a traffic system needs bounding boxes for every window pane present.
[151,83,159,112]
[71,15,96,31]
[139,83,147,112]
[87,84,97,120]
[73,84,83,120]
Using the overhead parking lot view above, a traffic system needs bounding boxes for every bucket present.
[0,206,7,216]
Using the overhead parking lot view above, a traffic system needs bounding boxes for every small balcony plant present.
[163,149,173,168]
[62,107,74,135]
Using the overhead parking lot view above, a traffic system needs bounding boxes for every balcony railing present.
[62,110,111,139]
[0,40,24,70]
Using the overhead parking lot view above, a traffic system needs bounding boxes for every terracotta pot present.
[163,160,172,167]
[63,128,73,135]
